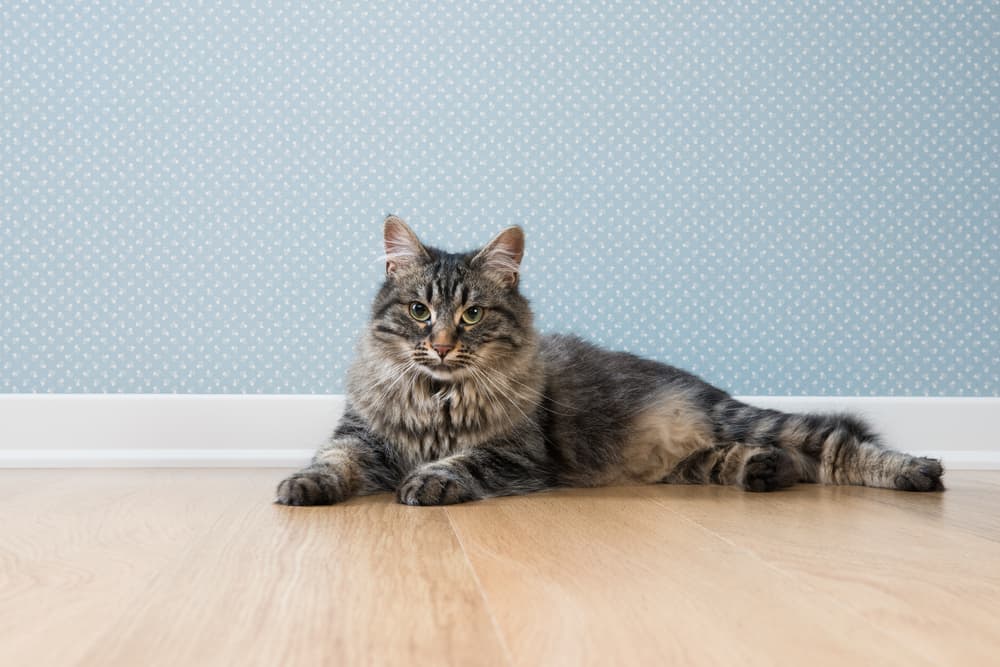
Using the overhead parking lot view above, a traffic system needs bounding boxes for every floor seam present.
[445,508,516,667]
[641,489,935,666]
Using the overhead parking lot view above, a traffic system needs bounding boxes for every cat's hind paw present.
[742,448,798,492]
[894,457,945,492]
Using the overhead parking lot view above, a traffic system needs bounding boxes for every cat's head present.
[366,215,536,383]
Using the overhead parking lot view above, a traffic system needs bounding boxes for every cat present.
[275,216,944,506]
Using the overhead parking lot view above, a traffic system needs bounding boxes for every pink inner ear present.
[483,249,521,278]
[384,231,420,260]
[384,218,426,274]
[478,227,524,287]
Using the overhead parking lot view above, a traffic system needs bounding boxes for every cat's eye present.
[409,302,431,322]
[461,306,484,325]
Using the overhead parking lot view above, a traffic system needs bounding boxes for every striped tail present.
[709,398,944,491]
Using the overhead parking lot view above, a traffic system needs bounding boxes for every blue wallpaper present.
[2,1,997,395]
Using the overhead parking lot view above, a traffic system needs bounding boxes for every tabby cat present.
[276,217,944,506]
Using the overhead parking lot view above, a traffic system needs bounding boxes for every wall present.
[2,1,996,395]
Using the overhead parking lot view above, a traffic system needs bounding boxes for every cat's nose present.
[432,343,454,360]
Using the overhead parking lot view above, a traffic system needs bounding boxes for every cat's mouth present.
[419,361,463,381]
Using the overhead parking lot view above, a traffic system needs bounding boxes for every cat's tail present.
[709,398,944,491]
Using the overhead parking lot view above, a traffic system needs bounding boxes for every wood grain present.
[78,478,506,667]
[825,470,1000,544]
[643,480,1000,665]
[1,469,998,666]
[0,469,261,666]
[446,487,930,667]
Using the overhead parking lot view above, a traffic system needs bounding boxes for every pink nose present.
[432,343,454,360]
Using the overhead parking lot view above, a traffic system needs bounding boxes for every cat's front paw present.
[397,465,478,506]
[275,465,350,506]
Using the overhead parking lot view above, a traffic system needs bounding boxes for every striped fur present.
[275,218,944,506]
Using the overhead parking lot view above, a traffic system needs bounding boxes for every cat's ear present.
[472,226,524,288]
[383,215,429,276]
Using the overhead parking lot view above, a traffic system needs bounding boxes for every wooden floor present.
[2,471,999,666]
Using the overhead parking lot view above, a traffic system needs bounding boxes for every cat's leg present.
[665,443,799,492]
[800,417,945,491]
[275,411,400,506]
[710,398,944,491]
[396,441,554,506]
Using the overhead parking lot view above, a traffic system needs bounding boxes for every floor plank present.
[827,471,1000,544]
[2,469,998,666]
[0,469,258,666]
[446,487,930,667]
[79,477,507,667]
[644,482,1000,665]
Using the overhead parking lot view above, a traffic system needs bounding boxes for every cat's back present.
[536,333,730,484]
[538,333,713,398]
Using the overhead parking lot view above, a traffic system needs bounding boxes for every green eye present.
[409,302,431,322]
[461,306,484,325]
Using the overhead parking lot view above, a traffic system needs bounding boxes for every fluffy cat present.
[276,216,944,506]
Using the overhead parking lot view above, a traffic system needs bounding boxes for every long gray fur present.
[276,217,944,506]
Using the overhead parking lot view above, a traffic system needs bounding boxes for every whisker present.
[463,358,576,418]
[464,366,522,435]
[487,365,579,414]
[367,359,419,407]
[464,364,548,437]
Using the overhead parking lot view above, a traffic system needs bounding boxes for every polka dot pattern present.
[1,1,996,395]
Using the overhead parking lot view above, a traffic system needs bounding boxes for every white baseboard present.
[0,448,318,468]
[0,394,996,469]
